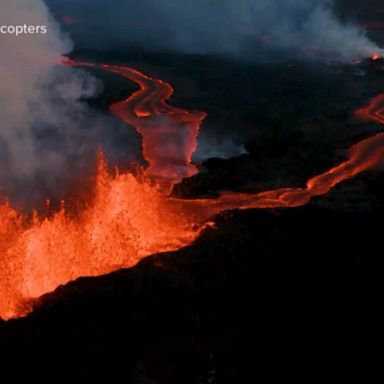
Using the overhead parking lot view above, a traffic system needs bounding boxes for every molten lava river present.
[1,58,384,320]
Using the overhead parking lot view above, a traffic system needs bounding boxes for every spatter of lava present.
[1,58,384,320]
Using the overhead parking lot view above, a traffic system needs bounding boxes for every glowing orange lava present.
[371,52,381,61]
[0,157,208,319]
[104,63,207,193]
[1,59,384,320]
[64,58,207,193]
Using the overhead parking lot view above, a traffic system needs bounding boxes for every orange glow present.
[355,93,384,124]
[371,52,381,61]
[0,157,208,319]
[1,59,384,320]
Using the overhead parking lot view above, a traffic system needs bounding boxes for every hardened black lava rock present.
[0,174,381,383]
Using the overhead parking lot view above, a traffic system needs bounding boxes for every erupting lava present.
[1,58,384,320]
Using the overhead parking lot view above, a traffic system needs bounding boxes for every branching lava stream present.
[1,58,384,320]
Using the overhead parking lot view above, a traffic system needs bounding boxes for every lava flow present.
[64,58,207,193]
[1,59,384,320]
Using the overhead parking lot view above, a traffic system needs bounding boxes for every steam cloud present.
[48,0,383,61]
[0,0,140,207]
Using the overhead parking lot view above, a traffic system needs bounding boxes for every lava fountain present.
[1,58,384,320]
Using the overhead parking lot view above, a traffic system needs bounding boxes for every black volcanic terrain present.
[1,178,382,381]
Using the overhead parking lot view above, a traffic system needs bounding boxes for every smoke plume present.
[47,0,383,61]
[0,0,140,207]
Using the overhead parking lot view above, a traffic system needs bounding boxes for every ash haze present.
[47,0,383,61]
